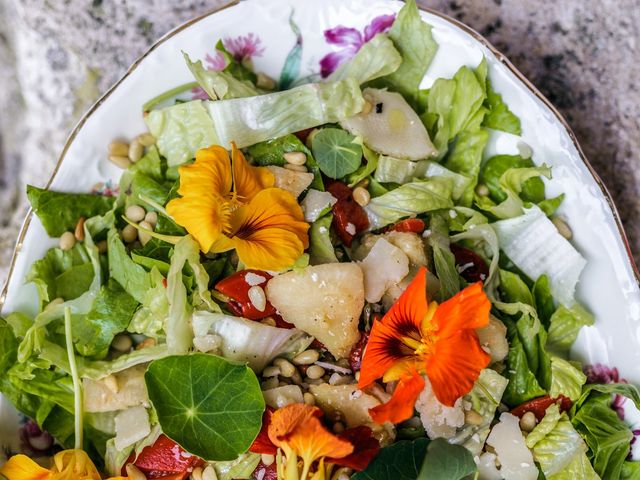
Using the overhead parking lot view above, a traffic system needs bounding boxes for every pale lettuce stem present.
[64,306,83,449]
[142,82,199,112]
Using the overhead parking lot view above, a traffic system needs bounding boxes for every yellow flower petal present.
[166,192,230,252]
[177,145,232,198]
[51,450,101,480]
[0,454,51,480]
[231,142,274,201]
[227,188,309,271]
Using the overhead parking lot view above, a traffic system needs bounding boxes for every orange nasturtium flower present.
[0,449,130,480]
[358,266,491,424]
[166,143,309,271]
[268,404,354,480]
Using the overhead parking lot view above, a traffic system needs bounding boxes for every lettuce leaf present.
[145,100,219,167]
[492,206,587,306]
[328,34,402,84]
[443,129,489,206]
[309,214,338,265]
[533,274,555,328]
[378,0,438,106]
[108,228,152,304]
[428,214,461,301]
[207,79,364,148]
[481,80,522,135]
[549,356,587,401]
[364,177,453,229]
[547,303,595,355]
[498,268,534,306]
[480,154,545,204]
[27,185,116,237]
[184,52,261,100]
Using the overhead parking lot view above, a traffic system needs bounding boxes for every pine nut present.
[303,392,315,405]
[109,141,129,157]
[261,454,275,466]
[128,139,144,163]
[262,366,281,377]
[274,358,296,378]
[74,217,86,241]
[59,231,76,251]
[354,371,360,382]
[519,411,537,432]
[112,333,133,352]
[291,370,303,385]
[248,285,267,312]
[97,240,108,254]
[465,409,483,425]
[122,225,138,243]
[306,365,325,380]
[126,464,147,480]
[256,72,277,90]
[103,374,119,394]
[125,205,146,223]
[355,178,370,189]
[109,155,131,169]
[202,465,218,480]
[292,349,319,365]
[138,221,153,246]
[361,100,373,115]
[329,373,353,386]
[260,317,277,327]
[283,151,307,166]
[475,183,490,197]
[352,187,370,207]
[144,211,158,227]
[191,467,203,480]
[332,421,345,434]
[137,133,156,147]
[261,378,279,390]
[552,217,573,240]
[284,163,308,173]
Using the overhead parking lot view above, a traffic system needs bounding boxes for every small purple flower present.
[584,363,628,420]
[319,13,396,78]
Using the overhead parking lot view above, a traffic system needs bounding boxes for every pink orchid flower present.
[319,13,396,78]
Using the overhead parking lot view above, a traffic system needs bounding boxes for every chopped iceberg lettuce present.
[328,34,402,84]
[207,79,364,148]
[547,303,594,355]
[549,356,587,401]
[492,206,586,306]
[145,100,219,166]
[184,52,261,100]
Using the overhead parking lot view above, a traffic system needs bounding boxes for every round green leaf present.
[145,354,265,461]
[311,128,363,179]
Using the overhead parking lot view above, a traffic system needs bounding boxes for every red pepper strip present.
[215,269,276,320]
[124,435,203,479]
[349,332,369,372]
[326,181,369,247]
[511,395,573,421]
[249,407,277,455]
[326,426,380,471]
[450,244,490,284]
[272,313,295,329]
[293,128,314,143]
[390,218,426,234]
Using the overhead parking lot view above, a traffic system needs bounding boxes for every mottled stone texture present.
[0,0,638,285]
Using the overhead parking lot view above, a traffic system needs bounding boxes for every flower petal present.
[231,142,274,201]
[323,26,363,47]
[51,450,102,480]
[363,14,396,42]
[426,329,491,406]
[326,426,380,471]
[432,281,491,339]
[0,454,51,480]
[228,188,309,271]
[177,146,232,198]
[166,192,229,252]
[268,404,353,465]
[369,370,425,424]
[358,267,429,387]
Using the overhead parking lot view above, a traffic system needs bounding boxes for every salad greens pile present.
[1,1,639,480]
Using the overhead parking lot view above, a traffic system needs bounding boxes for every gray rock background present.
[0,0,638,286]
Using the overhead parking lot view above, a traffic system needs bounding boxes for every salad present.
[1,1,639,479]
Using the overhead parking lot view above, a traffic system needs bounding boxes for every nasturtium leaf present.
[145,354,265,461]
[352,439,429,480]
[311,128,363,179]
[417,438,477,480]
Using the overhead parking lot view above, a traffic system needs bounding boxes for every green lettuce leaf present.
[549,356,587,401]
[378,0,438,106]
[547,303,594,355]
[364,177,453,229]
[207,79,364,148]
[214,39,258,84]
[309,214,338,265]
[533,274,555,329]
[428,214,461,301]
[480,154,545,204]
[129,145,164,182]
[329,34,402,84]
[127,268,168,339]
[145,100,219,167]
[108,228,152,304]
[498,268,534,306]
[212,452,261,480]
[27,185,116,237]
[443,129,490,206]
[481,79,522,134]
[184,52,261,100]
[0,318,18,376]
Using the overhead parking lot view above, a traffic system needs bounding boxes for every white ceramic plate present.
[2,0,640,459]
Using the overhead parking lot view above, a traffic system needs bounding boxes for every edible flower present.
[358,267,491,423]
[0,449,129,480]
[166,143,309,271]
[268,404,354,480]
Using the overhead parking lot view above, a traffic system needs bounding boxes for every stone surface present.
[0,0,638,286]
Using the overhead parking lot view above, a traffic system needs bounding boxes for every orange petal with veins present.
[369,370,425,424]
